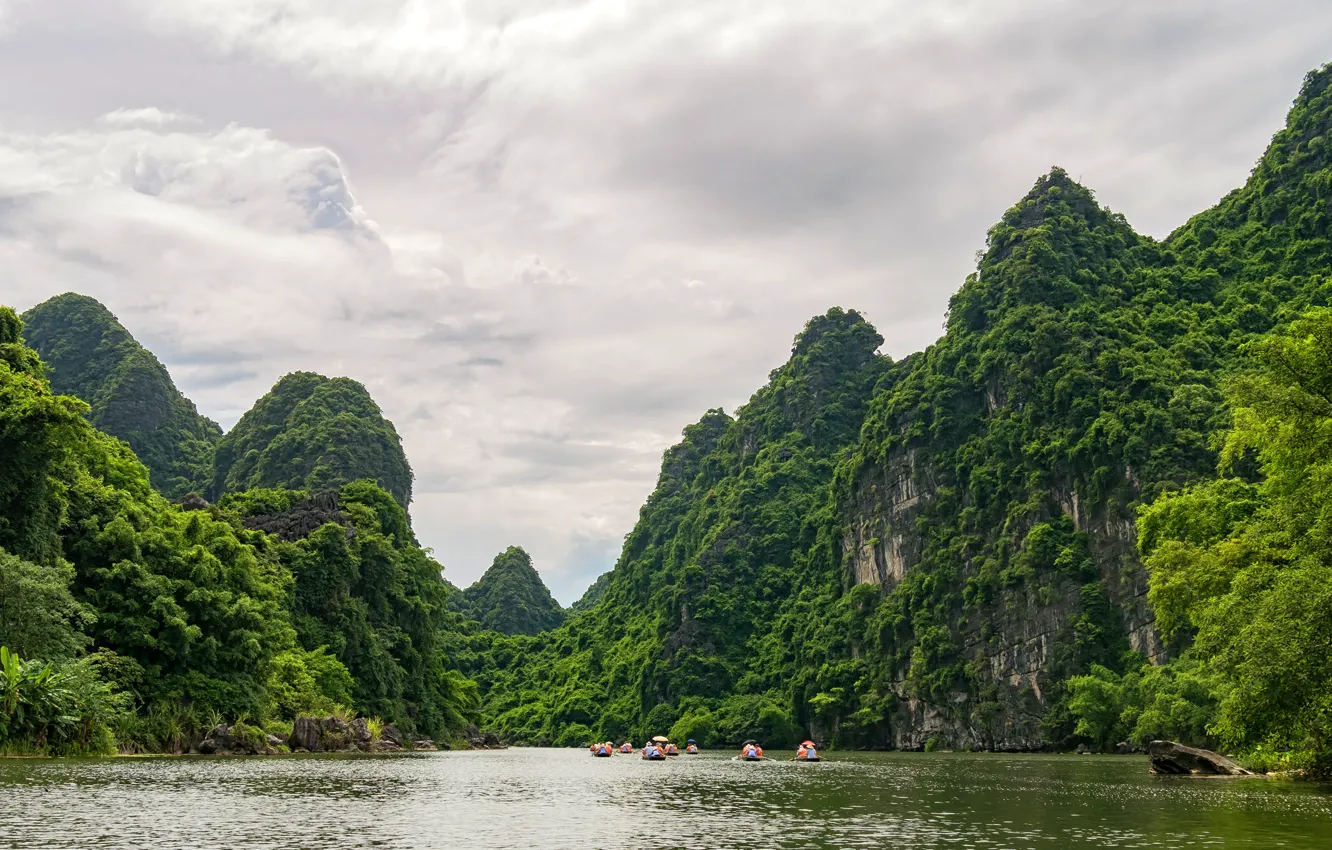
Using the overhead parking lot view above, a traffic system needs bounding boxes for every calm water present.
[4,749,1331,849]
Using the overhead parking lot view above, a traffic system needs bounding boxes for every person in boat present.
[741,742,763,759]
[797,740,817,760]
[619,742,633,753]
[664,742,679,755]
[642,742,664,759]
[686,740,699,754]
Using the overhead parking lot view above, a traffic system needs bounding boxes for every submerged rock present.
[1147,740,1252,776]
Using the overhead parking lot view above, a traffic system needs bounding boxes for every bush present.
[554,723,593,748]
[0,646,128,755]
[712,694,800,747]
[669,708,716,747]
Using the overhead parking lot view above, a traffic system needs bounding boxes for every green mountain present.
[456,547,565,636]
[568,570,611,614]
[468,308,888,746]
[20,293,222,499]
[211,372,414,509]
[461,62,1332,768]
[0,307,476,755]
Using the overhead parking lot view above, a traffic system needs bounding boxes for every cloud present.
[3,0,1332,600]
[98,107,201,128]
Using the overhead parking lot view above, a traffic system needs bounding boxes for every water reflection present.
[4,750,1331,849]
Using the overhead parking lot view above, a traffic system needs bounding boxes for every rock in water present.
[1147,740,1253,775]
[381,724,403,747]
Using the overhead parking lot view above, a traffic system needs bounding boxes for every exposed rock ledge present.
[1148,740,1253,776]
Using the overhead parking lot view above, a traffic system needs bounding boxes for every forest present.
[5,62,1332,775]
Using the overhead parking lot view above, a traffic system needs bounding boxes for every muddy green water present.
[4,749,1331,849]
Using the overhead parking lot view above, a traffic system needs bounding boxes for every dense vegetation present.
[211,372,414,509]
[447,62,1332,773]
[452,547,565,636]
[454,308,890,747]
[21,294,222,500]
[0,309,473,754]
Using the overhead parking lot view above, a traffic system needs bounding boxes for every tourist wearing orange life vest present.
[740,742,763,759]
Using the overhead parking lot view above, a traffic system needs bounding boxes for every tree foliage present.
[0,312,475,751]
[20,294,222,499]
[1138,310,1332,773]
[454,547,565,636]
[211,372,414,509]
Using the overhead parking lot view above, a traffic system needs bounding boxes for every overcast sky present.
[2,1,1329,602]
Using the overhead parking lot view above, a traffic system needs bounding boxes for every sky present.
[2,0,1330,603]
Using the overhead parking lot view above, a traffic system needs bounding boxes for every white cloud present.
[98,107,201,128]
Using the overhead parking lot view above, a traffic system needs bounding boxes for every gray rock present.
[350,717,372,750]
[291,717,321,752]
[177,493,210,511]
[198,723,234,754]
[1148,740,1252,776]
[462,724,504,749]
[381,724,403,747]
[412,739,437,751]
[266,733,286,749]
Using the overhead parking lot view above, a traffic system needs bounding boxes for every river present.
[4,749,1330,849]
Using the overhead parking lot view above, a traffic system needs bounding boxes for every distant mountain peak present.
[20,293,221,499]
[457,546,564,636]
[211,370,413,508]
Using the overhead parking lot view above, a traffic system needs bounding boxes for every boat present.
[736,739,764,760]
[593,750,612,757]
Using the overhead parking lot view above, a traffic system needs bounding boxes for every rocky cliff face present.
[843,452,1164,750]
[828,169,1200,751]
